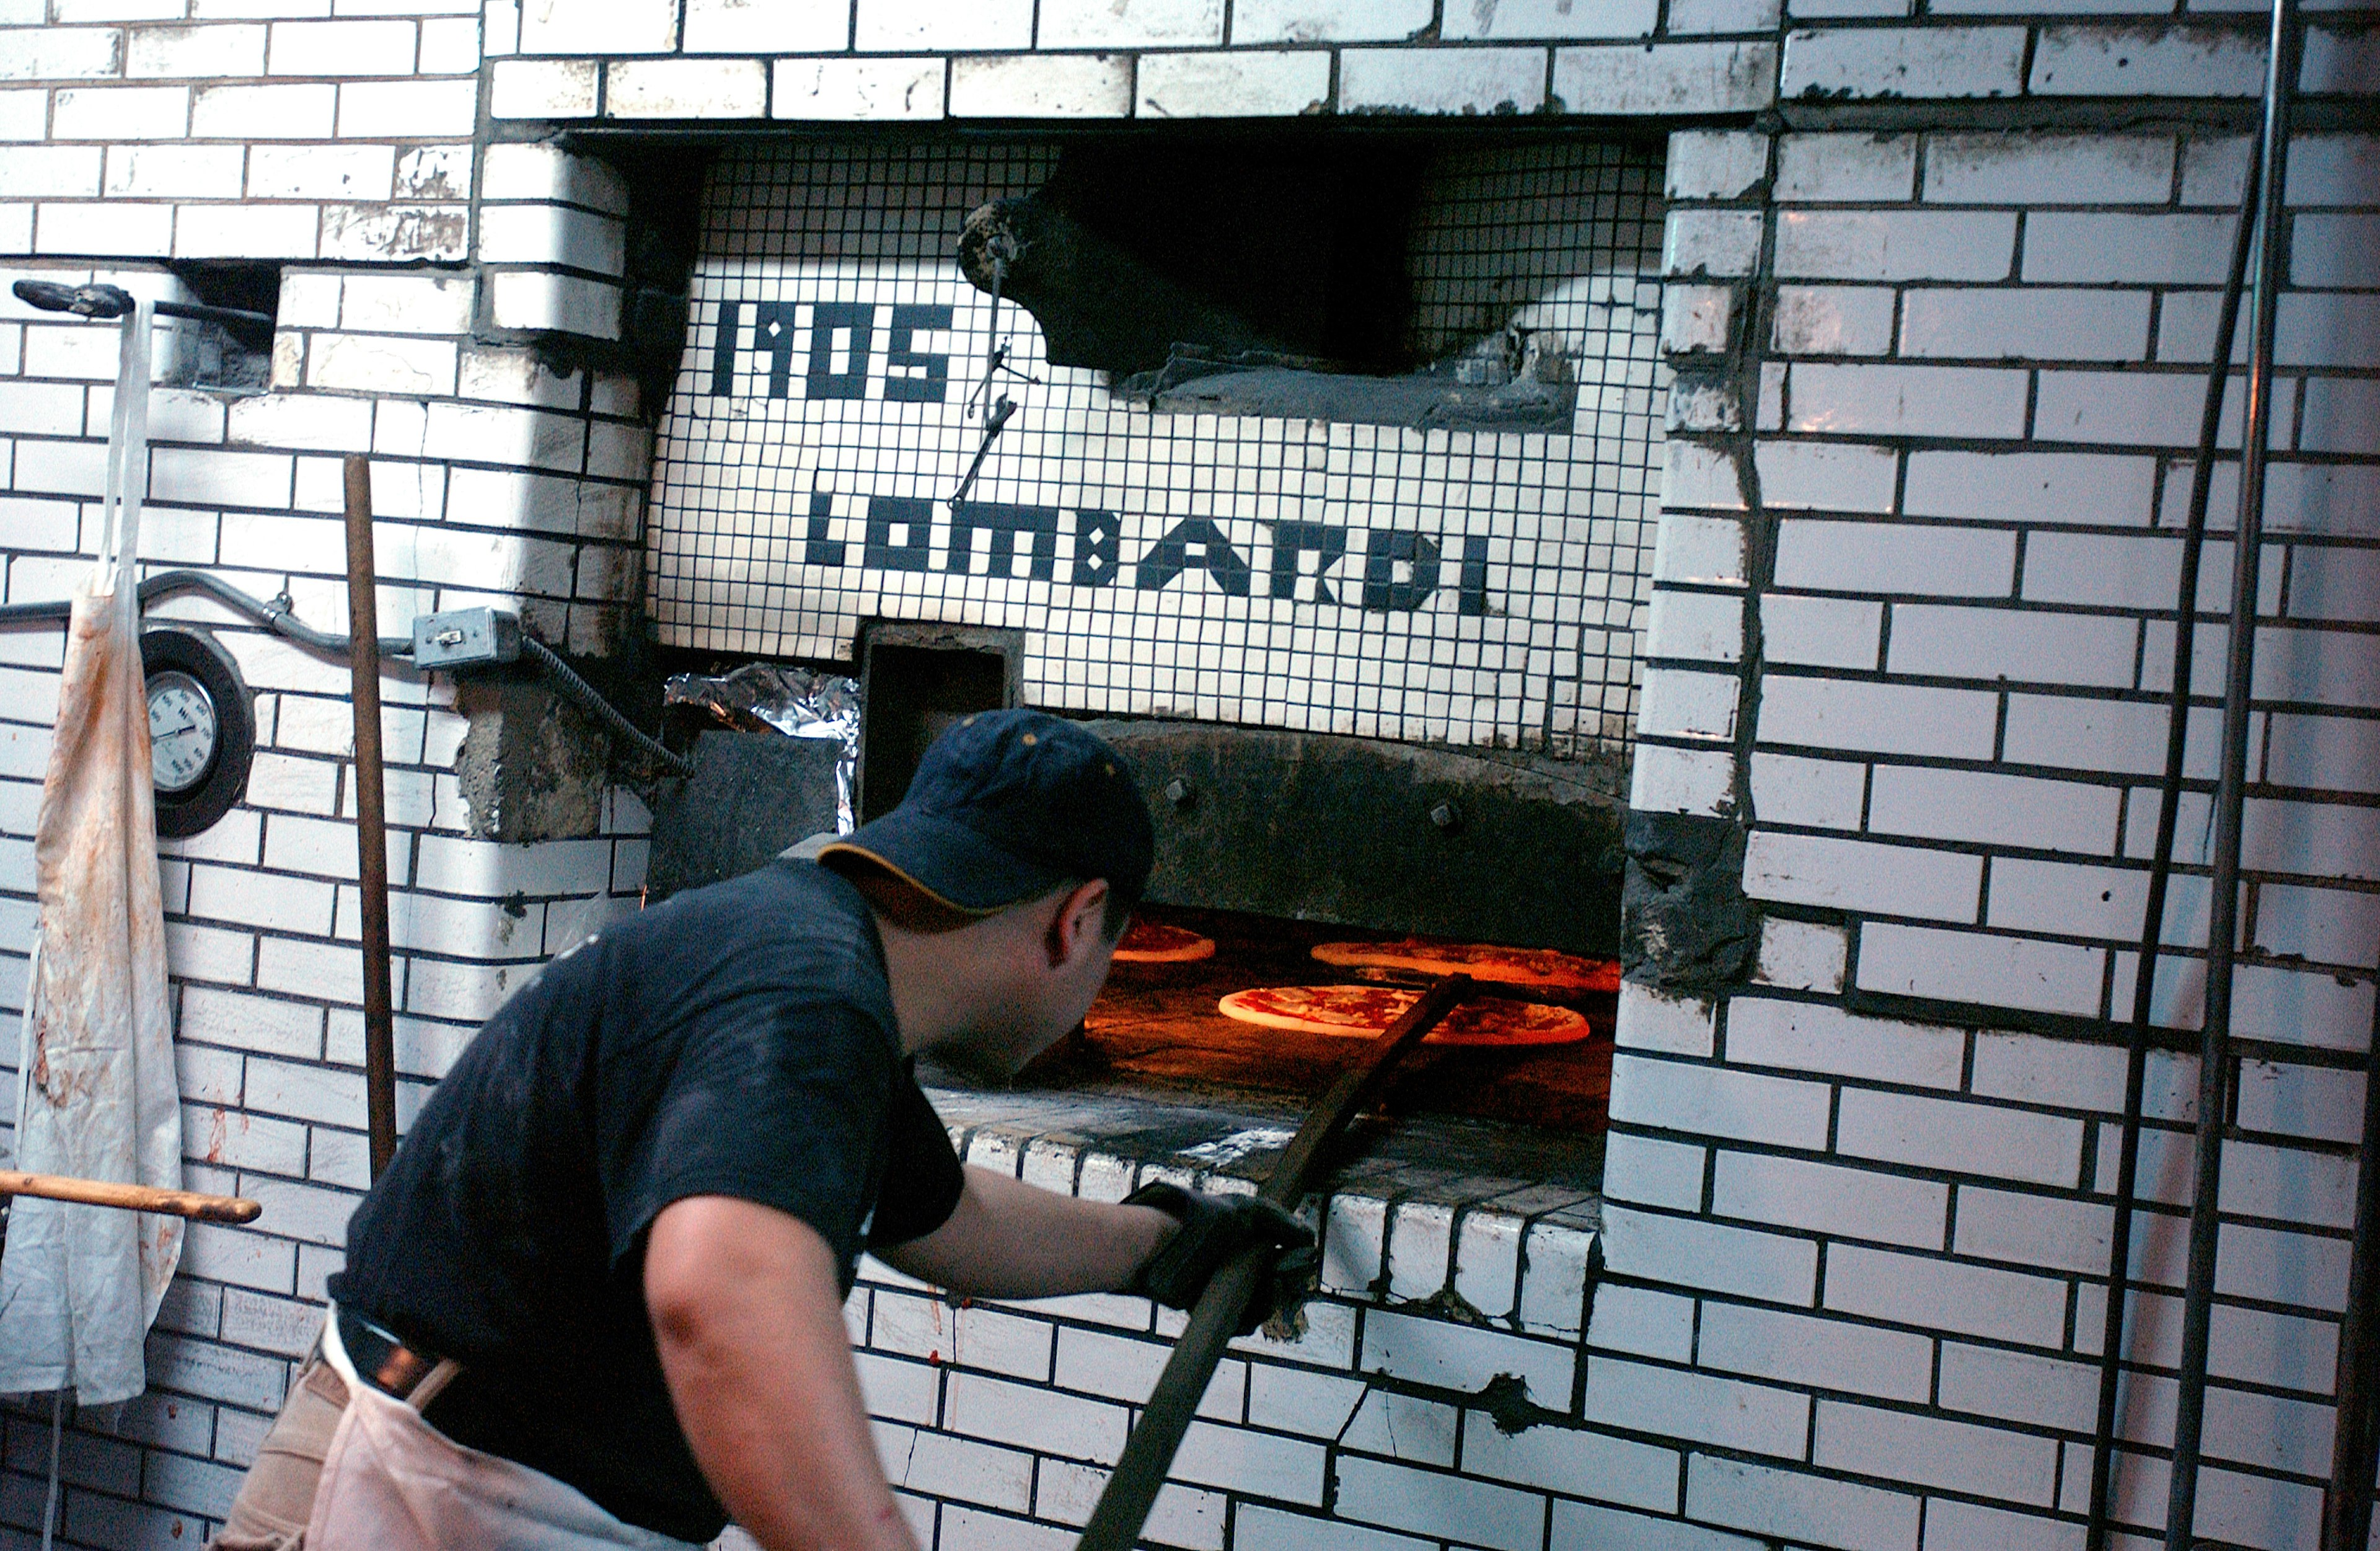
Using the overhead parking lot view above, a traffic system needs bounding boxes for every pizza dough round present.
[1217,985,1590,1046]
[1113,919,1216,963]
[1310,939,1618,994]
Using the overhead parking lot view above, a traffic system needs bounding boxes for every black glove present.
[1122,1182,1318,1335]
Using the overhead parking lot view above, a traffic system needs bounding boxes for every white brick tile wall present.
[1727,997,1962,1088]
[774,56,948,120]
[2030,22,2268,96]
[1611,1052,1832,1149]
[1554,41,1776,113]
[1333,1456,1546,1551]
[681,0,848,54]
[1752,440,1896,511]
[1812,1400,2056,1505]
[948,53,1130,117]
[1601,1204,1818,1304]
[1824,1244,2067,1346]
[1776,133,1916,203]
[1743,829,1980,921]
[1699,1301,1933,1402]
[1686,1455,1921,1551]
[1713,1150,1948,1248]
[1463,1412,1681,1513]
[1749,751,1867,828]
[1339,1389,1455,1467]
[1776,519,2016,595]
[1900,287,2153,362]
[1858,921,2106,1015]
[1781,24,2025,98]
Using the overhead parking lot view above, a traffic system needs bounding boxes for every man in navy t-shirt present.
[218,710,1308,1550]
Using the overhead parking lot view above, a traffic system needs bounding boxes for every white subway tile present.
[490,58,599,118]
[1825,1243,2066,1346]
[1874,763,2121,853]
[1840,1087,2087,1188]
[1333,1456,1546,1551]
[1556,41,1776,113]
[1900,287,2151,363]
[247,145,395,203]
[1904,449,2156,526]
[1814,1399,2057,1506]
[768,54,945,119]
[1629,742,1736,816]
[1859,922,2107,1015]
[1236,1505,1431,1551]
[1587,1284,1696,1364]
[337,79,477,138]
[1637,665,1740,741]
[1744,828,1981,921]
[682,0,847,52]
[128,22,268,77]
[516,0,677,53]
[1550,1501,1768,1551]
[2031,23,2268,96]
[1135,48,1329,117]
[0,26,123,81]
[1776,208,2016,281]
[1760,593,1880,670]
[948,53,1130,117]
[1613,1051,1834,1149]
[1714,1150,1949,1248]
[1688,1455,1921,1551]
[1228,0,1430,42]
[1339,45,1547,115]
[1663,208,1765,278]
[53,84,190,140]
[1605,1131,1708,1213]
[1773,285,1895,356]
[1665,129,1770,201]
[1341,1392,1456,1469]
[1776,132,1917,201]
[1749,751,1866,828]
[1699,1301,1934,1402]
[1360,1307,1574,1405]
[1728,996,1962,1087]
[858,0,1033,50]
[1453,1208,1523,1319]
[1465,1411,1681,1513]
[190,82,338,139]
[1759,675,1999,760]
[267,18,416,74]
[1778,518,2017,595]
[36,200,176,257]
[601,57,763,118]
[1925,132,2175,203]
[1753,440,1897,511]
[1616,982,1719,1057]
[1038,0,1221,46]
[1781,24,2026,98]
[1602,1203,1819,1306]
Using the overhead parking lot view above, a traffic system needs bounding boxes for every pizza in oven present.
[1112,919,1217,963]
[1217,985,1590,1046]
[1309,938,1618,994]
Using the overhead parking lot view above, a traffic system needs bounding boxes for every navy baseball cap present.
[819,710,1154,915]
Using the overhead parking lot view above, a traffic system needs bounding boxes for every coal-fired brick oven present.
[643,129,1668,1142]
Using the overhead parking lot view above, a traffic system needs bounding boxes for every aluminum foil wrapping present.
[663,663,862,832]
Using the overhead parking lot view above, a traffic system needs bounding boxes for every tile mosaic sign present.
[648,139,1667,756]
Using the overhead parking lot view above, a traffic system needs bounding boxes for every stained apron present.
[0,303,183,1406]
[305,1307,703,1551]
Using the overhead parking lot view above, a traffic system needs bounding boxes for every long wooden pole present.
[1078,976,1473,1551]
[1,1169,260,1225]
[343,455,399,1180]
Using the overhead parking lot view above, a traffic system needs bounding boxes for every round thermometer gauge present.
[148,669,218,795]
[140,627,254,838]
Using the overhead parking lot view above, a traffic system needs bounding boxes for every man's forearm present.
[647,1197,917,1551]
[877,1165,1176,1299]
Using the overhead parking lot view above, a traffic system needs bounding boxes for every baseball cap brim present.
[816,807,1075,915]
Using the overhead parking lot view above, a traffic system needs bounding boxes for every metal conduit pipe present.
[0,568,415,658]
[2327,992,2380,1551]
[2165,0,2300,1543]
[2082,86,2270,1551]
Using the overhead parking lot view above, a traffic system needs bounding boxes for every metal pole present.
[2324,991,2380,1551]
[2084,111,2268,1551]
[2164,2,2298,1542]
[1078,977,1473,1551]
[343,455,400,1180]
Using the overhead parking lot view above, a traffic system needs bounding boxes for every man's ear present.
[1044,878,1112,969]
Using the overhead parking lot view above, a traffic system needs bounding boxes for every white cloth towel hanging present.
[0,303,183,1406]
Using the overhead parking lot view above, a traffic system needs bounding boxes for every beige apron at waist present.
[306,1304,703,1551]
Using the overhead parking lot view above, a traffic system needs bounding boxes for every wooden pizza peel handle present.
[1077,974,1473,1551]
[0,1168,263,1224]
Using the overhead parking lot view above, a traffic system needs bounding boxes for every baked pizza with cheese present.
[1309,937,1618,994]
[1217,985,1590,1046]
[1111,919,1216,963]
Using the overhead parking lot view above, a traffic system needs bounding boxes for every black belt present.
[336,1306,459,1412]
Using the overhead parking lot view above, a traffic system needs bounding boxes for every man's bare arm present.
[876,1165,1175,1299]
[645,1196,915,1551]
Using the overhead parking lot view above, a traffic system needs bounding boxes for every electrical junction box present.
[411,608,521,671]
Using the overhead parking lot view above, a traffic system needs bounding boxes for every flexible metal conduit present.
[2166,0,2301,1544]
[0,569,689,777]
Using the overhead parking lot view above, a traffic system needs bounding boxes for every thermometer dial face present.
[148,669,219,795]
